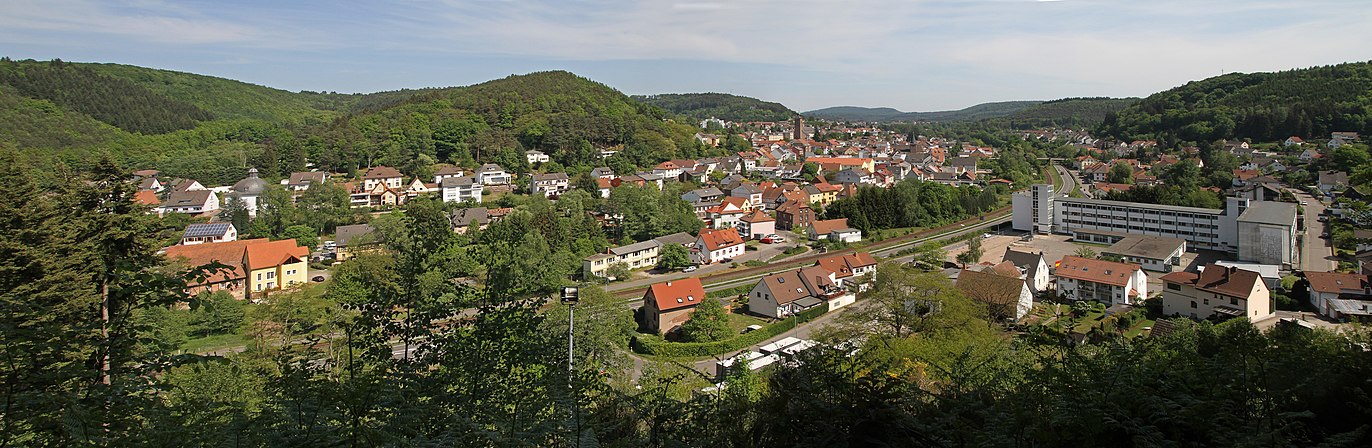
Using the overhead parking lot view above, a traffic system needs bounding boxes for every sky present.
[2,0,1370,112]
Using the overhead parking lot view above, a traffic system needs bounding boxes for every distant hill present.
[992,97,1139,128]
[1098,61,1372,142]
[805,101,1042,122]
[632,93,796,122]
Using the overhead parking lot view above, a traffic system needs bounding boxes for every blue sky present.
[2,0,1370,111]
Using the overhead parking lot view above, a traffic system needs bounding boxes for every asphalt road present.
[1294,190,1336,272]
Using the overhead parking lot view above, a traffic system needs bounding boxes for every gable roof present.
[1304,271,1369,294]
[434,165,465,176]
[740,210,774,223]
[810,218,851,235]
[646,278,706,312]
[288,172,326,185]
[364,166,403,179]
[814,252,877,279]
[335,224,377,248]
[609,240,661,256]
[532,172,569,182]
[134,190,161,206]
[1054,256,1141,287]
[183,223,234,239]
[1159,264,1262,298]
[698,228,743,251]
[956,268,1025,306]
[760,267,838,305]
[162,190,214,208]
[163,239,269,285]
[245,239,309,270]
[1002,248,1044,269]
[653,232,697,246]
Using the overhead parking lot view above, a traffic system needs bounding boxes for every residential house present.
[956,267,1033,321]
[363,166,404,191]
[449,208,492,234]
[682,187,725,204]
[164,239,257,300]
[137,176,164,192]
[729,184,764,210]
[161,190,220,215]
[433,166,466,184]
[775,200,816,231]
[808,218,861,243]
[802,157,875,173]
[477,164,511,185]
[1284,136,1304,147]
[652,159,696,180]
[1319,170,1349,195]
[245,239,309,296]
[285,172,327,191]
[134,190,161,208]
[334,224,379,261]
[833,168,873,185]
[350,182,401,208]
[166,178,206,193]
[653,232,698,248]
[1300,148,1322,161]
[1160,264,1273,322]
[640,278,707,335]
[813,252,878,291]
[1002,248,1050,293]
[526,150,550,164]
[1305,271,1372,320]
[1053,256,1147,306]
[594,177,613,198]
[583,240,662,279]
[180,223,238,245]
[707,198,747,230]
[737,210,775,240]
[403,178,437,200]
[747,266,848,318]
[694,227,745,264]
[530,172,571,198]
[440,176,484,203]
[590,167,616,179]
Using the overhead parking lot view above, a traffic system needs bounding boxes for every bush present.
[632,305,827,358]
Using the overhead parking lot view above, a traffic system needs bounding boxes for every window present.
[1167,283,1180,291]
[1230,298,1238,305]
[1190,301,1197,308]
[1203,298,1209,305]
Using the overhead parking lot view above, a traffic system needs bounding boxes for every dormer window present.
[676,298,683,303]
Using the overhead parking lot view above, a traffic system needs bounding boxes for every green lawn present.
[725,310,768,334]
[181,333,246,354]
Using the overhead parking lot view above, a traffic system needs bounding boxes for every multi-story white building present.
[530,173,570,198]
[1054,256,1148,306]
[1013,184,1297,265]
[440,177,483,204]
[582,240,662,279]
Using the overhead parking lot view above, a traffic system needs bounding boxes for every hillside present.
[316,71,707,175]
[80,62,350,125]
[632,92,796,122]
[1098,61,1372,142]
[0,59,213,134]
[805,101,1042,122]
[991,97,1139,128]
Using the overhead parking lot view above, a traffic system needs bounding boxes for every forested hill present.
[806,101,1042,122]
[1097,61,1372,143]
[312,70,704,176]
[0,59,214,134]
[632,92,796,122]
[991,97,1139,128]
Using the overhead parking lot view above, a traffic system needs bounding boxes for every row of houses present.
[639,252,878,335]
[162,238,310,301]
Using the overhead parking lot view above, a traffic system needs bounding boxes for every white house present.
[694,227,744,264]
[433,166,466,184]
[477,164,511,185]
[809,218,862,243]
[956,266,1033,321]
[1053,256,1147,306]
[161,190,220,215]
[747,266,848,318]
[526,150,550,165]
[1305,271,1372,320]
[180,223,238,245]
[737,210,775,240]
[440,177,483,203]
[363,166,404,191]
[1002,248,1050,294]
[814,252,878,292]
[530,173,571,198]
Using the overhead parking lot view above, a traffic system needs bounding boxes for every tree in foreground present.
[679,297,730,342]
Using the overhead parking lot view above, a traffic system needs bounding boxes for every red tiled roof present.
[698,228,743,251]
[164,239,268,285]
[134,190,161,206]
[1160,264,1262,298]
[810,218,851,235]
[245,239,309,271]
[740,210,774,223]
[1054,256,1141,287]
[646,278,706,312]
[814,252,877,279]
[1305,271,1369,294]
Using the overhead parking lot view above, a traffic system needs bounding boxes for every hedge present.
[633,305,829,358]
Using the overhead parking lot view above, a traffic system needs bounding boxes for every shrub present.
[632,305,828,358]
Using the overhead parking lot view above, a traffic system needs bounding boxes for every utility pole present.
[560,286,581,448]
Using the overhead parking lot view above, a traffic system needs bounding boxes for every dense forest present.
[4,155,1369,446]
[1098,61,1372,143]
[632,92,796,122]
[990,97,1139,129]
[825,180,1004,233]
[0,61,714,187]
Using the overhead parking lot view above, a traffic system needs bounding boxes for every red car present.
[759,237,775,244]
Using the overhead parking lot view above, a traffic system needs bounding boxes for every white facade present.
[440,177,483,204]
[1011,184,1055,234]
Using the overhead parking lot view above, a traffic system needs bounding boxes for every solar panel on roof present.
[183,223,231,238]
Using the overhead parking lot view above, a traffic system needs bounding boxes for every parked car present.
[771,236,786,243]
[682,265,698,273]
[760,237,775,244]
[311,276,325,282]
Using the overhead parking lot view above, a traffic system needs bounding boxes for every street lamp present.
[560,286,581,448]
